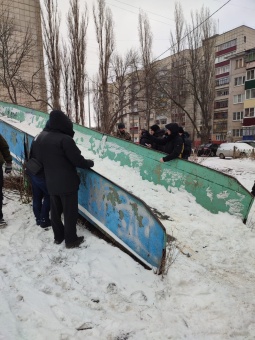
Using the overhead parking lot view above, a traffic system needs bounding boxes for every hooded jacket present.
[148,123,183,162]
[35,110,93,195]
[0,135,12,166]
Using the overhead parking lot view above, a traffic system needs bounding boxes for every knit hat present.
[150,124,160,132]
[118,122,125,129]
[179,126,184,134]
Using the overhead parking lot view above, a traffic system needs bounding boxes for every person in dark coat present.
[26,121,51,228]
[0,134,12,227]
[145,123,183,162]
[36,110,94,248]
[251,182,255,196]
[179,127,192,160]
[149,124,166,151]
[139,129,151,147]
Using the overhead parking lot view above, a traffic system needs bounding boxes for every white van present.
[216,142,254,159]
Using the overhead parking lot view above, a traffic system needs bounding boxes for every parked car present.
[197,143,219,157]
[216,142,254,159]
[236,140,255,148]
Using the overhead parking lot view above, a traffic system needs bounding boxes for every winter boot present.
[40,219,52,228]
[0,218,7,228]
[66,236,84,249]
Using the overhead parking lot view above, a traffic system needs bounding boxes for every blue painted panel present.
[0,121,33,165]
[78,169,166,270]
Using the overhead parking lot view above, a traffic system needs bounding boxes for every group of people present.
[143,123,192,162]
[115,121,192,161]
[26,110,94,248]
[140,123,192,161]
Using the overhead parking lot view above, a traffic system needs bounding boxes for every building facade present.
[0,0,47,111]
[243,48,255,139]
[213,26,255,142]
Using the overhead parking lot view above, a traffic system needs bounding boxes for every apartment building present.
[0,0,47,111]
[213,25,255,142]
[243,48,255,139]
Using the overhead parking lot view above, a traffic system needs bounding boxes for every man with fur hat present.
[36,110,94,248]
[115,122,131,141]
[145,123,183,162]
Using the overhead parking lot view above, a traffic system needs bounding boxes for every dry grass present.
[4,165,32,204]
[161,234,179,278]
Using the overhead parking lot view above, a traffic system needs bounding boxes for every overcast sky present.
[54,0,255,78]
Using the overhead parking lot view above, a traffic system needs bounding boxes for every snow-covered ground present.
[1,151,255,340]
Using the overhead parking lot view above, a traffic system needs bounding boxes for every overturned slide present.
[0,100,253,223]
[0,104,166,273]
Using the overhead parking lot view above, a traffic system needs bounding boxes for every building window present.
[246,88,255,99]
[245,51,255,63]
[216,88,229,96]
[214,121,227,132]
[235,58,244,69]
[232,129,243,137]
[216,39,237,52]
[233,111,243,121]
[215,134,226,141]
[247,69,255,81]
[215,52,234,63]
[243,126,255,136]
[215,100,228,109]
[244,107,255,117]
[215,77,229,86]
[214,111,228,119]
[234,76,245,86]
[215,65,230,75]
[233,94,244,104]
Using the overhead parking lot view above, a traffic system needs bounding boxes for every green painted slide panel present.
[0,100,253,221]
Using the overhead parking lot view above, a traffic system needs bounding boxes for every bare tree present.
[67,0,88,125]
[92,75,101,130]
[138,10,156,129]
[94,49,140,133]
[41,0,61,110]
[0,1,37,104]
[155,3,216,143]
[93,0,115,133]
[61,41,72,118]
[186,6,216,143]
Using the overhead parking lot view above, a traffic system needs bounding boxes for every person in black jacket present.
[139,129,151,147]
[179,127,192,160]
[146,123,183,162]
[149,124,166,152]
[36,110,94,248]
[26,121,51,228]
[0,134,12,227]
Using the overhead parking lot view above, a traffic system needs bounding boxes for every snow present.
[1,149,255,339]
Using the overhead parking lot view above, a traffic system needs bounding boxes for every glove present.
[5,163,12,174]
[87,160,94,168]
